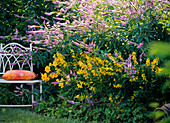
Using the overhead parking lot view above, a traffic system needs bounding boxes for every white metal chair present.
[0,42,42,108]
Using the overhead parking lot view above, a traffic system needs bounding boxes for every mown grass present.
[0,108,84,123]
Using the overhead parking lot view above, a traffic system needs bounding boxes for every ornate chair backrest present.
[0,43,33,75]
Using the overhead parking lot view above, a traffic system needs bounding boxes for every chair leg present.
[32,84,34,109]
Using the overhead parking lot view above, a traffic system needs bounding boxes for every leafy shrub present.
[35,46,169,122]
[32,0,170,122]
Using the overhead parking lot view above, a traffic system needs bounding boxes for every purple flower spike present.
[52,82,59,84]
[67,100,75,105]
[58,95,65,99]
[66,74,70,79]
[40,16,45,19]
[14,90,18,93]
[73,72,76,76]
[0,36,4,39]
[84,51,89,54]
[86,98,94,107]
[34,19,39,24]
[16,86,20,90]
[70,70,73,75]
[20,84,23,88]
[114,51,118,57]
[137,42,143,48]
[14,28,18,35]
[105,53,108,57]
[26,19,31,22]
[14,14,20,18]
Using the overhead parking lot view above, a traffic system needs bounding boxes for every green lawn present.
[0,108,83,123]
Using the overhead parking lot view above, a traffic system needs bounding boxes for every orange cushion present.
[1,70,36,80]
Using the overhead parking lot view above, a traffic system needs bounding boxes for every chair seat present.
[0,79,41,83]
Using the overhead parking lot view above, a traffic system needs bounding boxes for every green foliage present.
[0,0,57,36]
[0,83,40,105]
[31,0,170,122]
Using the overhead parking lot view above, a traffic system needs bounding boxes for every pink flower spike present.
[14,28,18,35]
[0,36,4,39]
[114,51,118,57]
[72,41,79,46]
[14,90,18,93]
[105,53,108,57]
[137,42,143,48]
[40,16,45,19]
[14,14,20,18]
[70,70,73,75]
[20,84,23,88]
[52,82,59,84]
[73,72,76,76]
[16,86,20,90]
[66,74,70,79]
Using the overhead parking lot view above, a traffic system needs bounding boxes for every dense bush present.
[37,50,169,122]
[32,0,170,122]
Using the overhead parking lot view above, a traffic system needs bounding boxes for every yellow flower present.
[113,84,122,88]
[155,67,163,73]
[41,73,47,82]
[77,83,83,88]
[146,58,150,67]
[132,77,136,82]
[49,63,52,67]
[83,38,86,43]
[89,86,96,92]
[74,95,80,98]
[109,96,113,102]
[131,96,135,101]
[132,52,136,56]
[45,66,51,73]
[80,96,84,101]
[72,53,76,58]
[53,61,58,67]
[59,83,64,88]
[49,73,55,79]
[70,49,74,53]
[151,58,159,69]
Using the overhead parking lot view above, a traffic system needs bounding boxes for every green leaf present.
[149,102,159,108]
